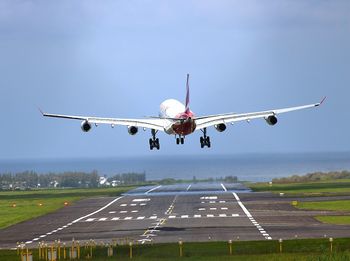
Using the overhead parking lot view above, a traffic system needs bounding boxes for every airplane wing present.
[195,97,326,130]
[41,111,167,131]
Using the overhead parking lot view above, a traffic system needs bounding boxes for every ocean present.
[1,152,349,182]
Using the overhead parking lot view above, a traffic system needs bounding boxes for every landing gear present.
[149,129,160,150]
[176,136,185,145]
[200,128,211,148]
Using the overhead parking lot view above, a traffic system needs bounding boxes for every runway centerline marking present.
[145,185,162,194]
[232,192,272,240]
[221,183,227,192]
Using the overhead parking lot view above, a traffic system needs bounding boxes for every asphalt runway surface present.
[1,183,350,249]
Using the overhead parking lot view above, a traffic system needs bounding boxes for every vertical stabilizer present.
[185,73,190,113]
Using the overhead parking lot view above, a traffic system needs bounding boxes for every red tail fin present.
[185,73,190,113]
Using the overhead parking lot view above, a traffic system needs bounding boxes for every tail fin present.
[185,73,190,113]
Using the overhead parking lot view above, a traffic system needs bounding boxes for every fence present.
[15,237,350,260]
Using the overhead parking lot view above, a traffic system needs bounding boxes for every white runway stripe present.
[137,216,145,220]
[99,218,107,221]
[186,184,192,191]
[232,192,272,240]
[112,217,120,221]
[86,218,95,222]
[221,183,227,192]
[145,185,162,194]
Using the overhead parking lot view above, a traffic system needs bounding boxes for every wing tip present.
[316,96,327,107]
[38,107,45,116]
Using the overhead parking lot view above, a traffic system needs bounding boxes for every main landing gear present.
[149,129,160,150]
[176,136,185,145]
[200,128,211,148]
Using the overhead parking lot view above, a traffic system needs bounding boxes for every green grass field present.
[296,200,350,225]
[298,200,350,211]
[0,187,134,229]
[248,179,350,196]
[2,239,350,261]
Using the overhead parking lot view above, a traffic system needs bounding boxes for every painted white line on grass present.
[145,185,162,194]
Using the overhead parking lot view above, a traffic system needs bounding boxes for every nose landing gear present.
[176,136,185,145]
[200,128,211,148]
[149,129,160,150]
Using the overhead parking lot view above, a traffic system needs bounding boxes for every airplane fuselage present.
[159,99,196,136]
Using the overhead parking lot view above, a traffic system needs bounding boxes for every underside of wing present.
[195,98,325,130]
[42,112,167,131]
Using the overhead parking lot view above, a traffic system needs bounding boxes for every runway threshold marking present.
[232,193,272,240]
[24,196,124,246]
[145,185,162,194]
[221,183,228,192]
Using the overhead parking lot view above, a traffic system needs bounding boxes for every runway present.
[1,183,350,249]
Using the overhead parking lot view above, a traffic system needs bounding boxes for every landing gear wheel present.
[181,137,184,144]
[200,128,211,148]
[149,130,160,150]
[176,137,180,145]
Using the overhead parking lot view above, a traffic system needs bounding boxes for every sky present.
[0,0,349,159]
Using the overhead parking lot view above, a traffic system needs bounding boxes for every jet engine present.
[265,115,278,126]
[81,120,92,132]
[128,126,138,135]
[215,123,227,132]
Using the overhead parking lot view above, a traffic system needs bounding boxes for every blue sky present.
[0,0,349,159]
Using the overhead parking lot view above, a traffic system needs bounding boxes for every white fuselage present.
[159,99,196,136]
[159,99,186,118]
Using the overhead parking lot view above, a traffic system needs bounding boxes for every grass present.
[297,200,350,211]
[296,200,350,225]
[315,216,350,225]
[247,179,350,196]
[2,239,350,261]
[0,186,134,229]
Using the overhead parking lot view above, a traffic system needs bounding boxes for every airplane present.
[41,74,325,150]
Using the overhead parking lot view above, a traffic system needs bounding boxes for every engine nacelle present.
[128,126,138,135]
[81,120,92,132]
[215,123,227,132]
[265,115,278,126]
